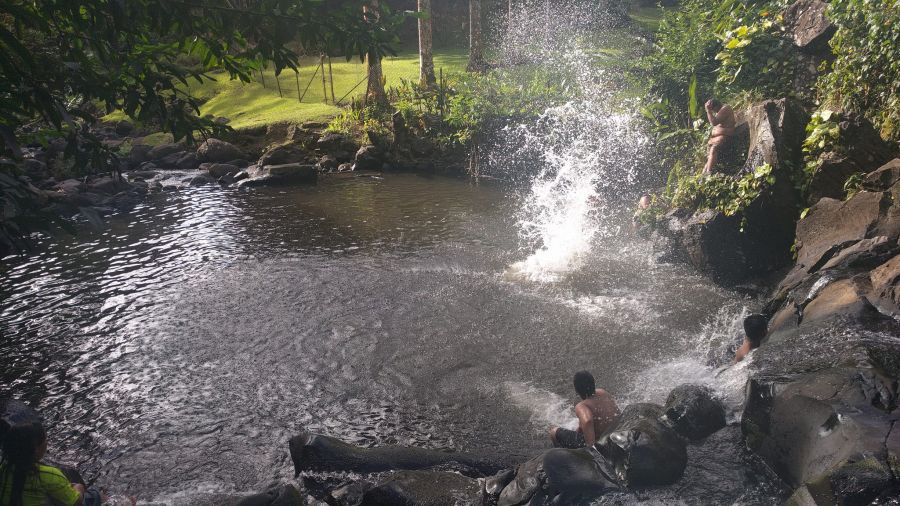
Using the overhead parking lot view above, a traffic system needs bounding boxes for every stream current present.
[1,174,784,504]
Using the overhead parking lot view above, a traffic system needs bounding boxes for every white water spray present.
[493,2,651,281]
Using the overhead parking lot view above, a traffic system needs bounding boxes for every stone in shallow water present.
[663,384,726,441]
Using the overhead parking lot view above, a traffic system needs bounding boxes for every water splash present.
[491,2,650,282]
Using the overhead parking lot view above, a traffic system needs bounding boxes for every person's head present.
[743,314,768,348]
[573,371,596,400]
[709,99,722,112]
[0,421,47,506]
[638,194,652,210]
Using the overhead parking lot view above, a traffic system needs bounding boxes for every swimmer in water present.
[734,314,768,363]
[549,371,621,448]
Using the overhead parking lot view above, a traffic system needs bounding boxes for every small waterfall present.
[491,1,651,282]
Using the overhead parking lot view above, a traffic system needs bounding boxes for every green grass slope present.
[177,50,468,130]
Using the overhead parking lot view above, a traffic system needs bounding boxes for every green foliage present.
[801,109,841,189]
[670,163,776,217]
[843,171,865,199]
[818,0,900,142]
[715,14,796,96]
[636,164,777,229]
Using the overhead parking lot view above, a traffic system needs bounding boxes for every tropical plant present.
[818,0,900,142]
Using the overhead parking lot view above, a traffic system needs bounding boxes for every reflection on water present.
[1,174,779,503]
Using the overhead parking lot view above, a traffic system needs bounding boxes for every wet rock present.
[337,163,353,173]
[238,164,317,188]
[88,176,129,194]
[176,152,200,171]
[783,0,836,54]
[201,163,240,179]
[147,142,183,161]
[288,431,510,477]
[870,254,900,311]
[489,449,619,506]
[185,174,216,186]
[353,146,382,171]
[596,403,687,488]
[662,384,726,441]
[742,317,900,502]
[197,138,245,163]
[258,143,311,167]
[157,151,188,169]
[234,484,303,506]
[129,170,160,180]
[863,158,900,192]
[232,171,250,183]
[317,155,338,172]
[800,277,884,325]
[361,471,480,506]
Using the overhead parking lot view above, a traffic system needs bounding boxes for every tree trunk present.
[418,0,436,88]
[365,0,388,105]
[468,0,484,71]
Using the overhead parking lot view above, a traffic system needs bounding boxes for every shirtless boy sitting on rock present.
[549,371,621,448]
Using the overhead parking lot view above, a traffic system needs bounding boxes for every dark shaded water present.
[1,174,783,504]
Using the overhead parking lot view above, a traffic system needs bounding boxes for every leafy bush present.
[801,109,841,189]
[818,0,900,142]
[715,13,796,97]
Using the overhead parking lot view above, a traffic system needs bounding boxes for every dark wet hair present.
[709,99,722,111]
[573,371,596,400]
[744,314,768,347]
[0,421,46,506]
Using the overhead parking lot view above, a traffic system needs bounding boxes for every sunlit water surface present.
[0,174,784,504]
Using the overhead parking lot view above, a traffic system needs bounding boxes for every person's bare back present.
[550,371,621,448]
[575,389,620,443]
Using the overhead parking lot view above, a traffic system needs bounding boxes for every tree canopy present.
[0,0,404,156]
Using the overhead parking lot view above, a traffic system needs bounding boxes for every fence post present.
[295,69,301,102]
[439,67,445,119]
[328,56,336,104]
[320,55,328,104]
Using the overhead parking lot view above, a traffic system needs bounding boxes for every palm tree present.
[365,0,387,105]
[418,0,436,87]
[467,0,485,71]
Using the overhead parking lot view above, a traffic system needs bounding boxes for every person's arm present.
[733,339,751,364]
[41,467,83,506]
[575,404,596,447]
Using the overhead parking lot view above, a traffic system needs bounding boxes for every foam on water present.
[502,381,578,431]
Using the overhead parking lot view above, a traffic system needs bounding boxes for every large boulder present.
[200,163,240,179]
[288,431,511,477]
[487,449,619,506]
[238,164,318,188]
[147,142,183,161]
[742,317,900,504]
[258,143,312,167]
[353,145,383,171]
[595,403,687,488]
[197,138,245,163]
[662,384,727,441]
[316,133,358,161]
[783,0,836,55]
[661,99,807,284]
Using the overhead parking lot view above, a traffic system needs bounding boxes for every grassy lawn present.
[107,50,468,132]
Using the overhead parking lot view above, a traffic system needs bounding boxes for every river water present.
[1,173,784,504]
